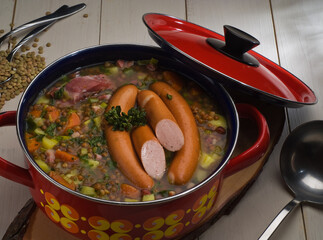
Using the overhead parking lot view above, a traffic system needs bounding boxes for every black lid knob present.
[206,25,260,67]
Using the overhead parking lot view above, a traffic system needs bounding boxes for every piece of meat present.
[45,149,55,164]
[116,60,134,69]
[64,74,114,103]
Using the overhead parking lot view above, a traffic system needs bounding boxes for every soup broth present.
[25,59,227,202]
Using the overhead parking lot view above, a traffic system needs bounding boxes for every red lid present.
[143,13,317,107]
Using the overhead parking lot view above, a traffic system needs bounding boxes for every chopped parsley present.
[53,87,65,99]
[104,106,147,131]
[45,123,57,137]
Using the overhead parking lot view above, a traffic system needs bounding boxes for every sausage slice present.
[137,89,184,152]
[132,125,166,180]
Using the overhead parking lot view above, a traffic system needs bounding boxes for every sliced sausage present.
[131,125,166,180]
[137,89,184,152]
[104,84,154,189]
[150,81,200,185]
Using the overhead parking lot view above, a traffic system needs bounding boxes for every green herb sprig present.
[104,106,147,131]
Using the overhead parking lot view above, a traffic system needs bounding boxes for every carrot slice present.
[55,149,79,162]
[25,133,40,153]
[49,171,76,190]
[65,112,81,130]
[46,106,60,122]
[29,110,42,118]
[121,183,141,199]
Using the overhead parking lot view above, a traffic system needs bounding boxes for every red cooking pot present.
[0,44,270,240]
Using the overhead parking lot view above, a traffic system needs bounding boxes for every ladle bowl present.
[259,120,323,239]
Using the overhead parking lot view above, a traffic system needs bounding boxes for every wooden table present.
[0,1,322,239]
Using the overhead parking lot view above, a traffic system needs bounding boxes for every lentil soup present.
[25,59,227,202]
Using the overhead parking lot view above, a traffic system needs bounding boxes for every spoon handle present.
[0,3,86,46]
[258,198,301,240]
[5,5,69,62]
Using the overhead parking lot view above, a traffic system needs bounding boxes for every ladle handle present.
[258,198,301,240]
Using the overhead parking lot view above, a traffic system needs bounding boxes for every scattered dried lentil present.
[32,43,38,48]
[46,42,51,47]
[34,38,39,42]
[83,13,88,18]
[0,50,46,110]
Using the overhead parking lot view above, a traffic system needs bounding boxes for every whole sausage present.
[104,84,154,189]
[137,90,184,152]
[150,81,200,185]
[131,125,166,180]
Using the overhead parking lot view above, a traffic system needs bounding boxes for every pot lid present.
[143,13,317,107]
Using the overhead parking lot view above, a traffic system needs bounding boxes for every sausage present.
[150,81,200,185]
[162,71,184,92]
[104,84,154,189]
[131,125,166,180]
[137,90,184,152]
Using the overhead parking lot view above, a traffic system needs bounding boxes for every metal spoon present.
[259,120,323,239]
[0,4,86,85]
[0,3,86,46]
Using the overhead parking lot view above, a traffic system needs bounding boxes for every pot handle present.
[224,103,270,177]
[0,111,34,188]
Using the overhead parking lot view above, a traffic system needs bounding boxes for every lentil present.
[0,49,46,110]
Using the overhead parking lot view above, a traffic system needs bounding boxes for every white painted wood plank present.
[0,0,14,52]
[186,0,305,239]
[272,0,323,125]
[272,0,323,239]
[100,0,186,45]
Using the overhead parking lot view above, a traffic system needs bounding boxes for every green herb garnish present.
[66,129,74,136]
[157,190,171,197]
[53,87,65,99]
[88,135,106,147]
[26,117,37,133]
[166,93,173,100]
[45,123,57,137]
[104,106,147,131]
